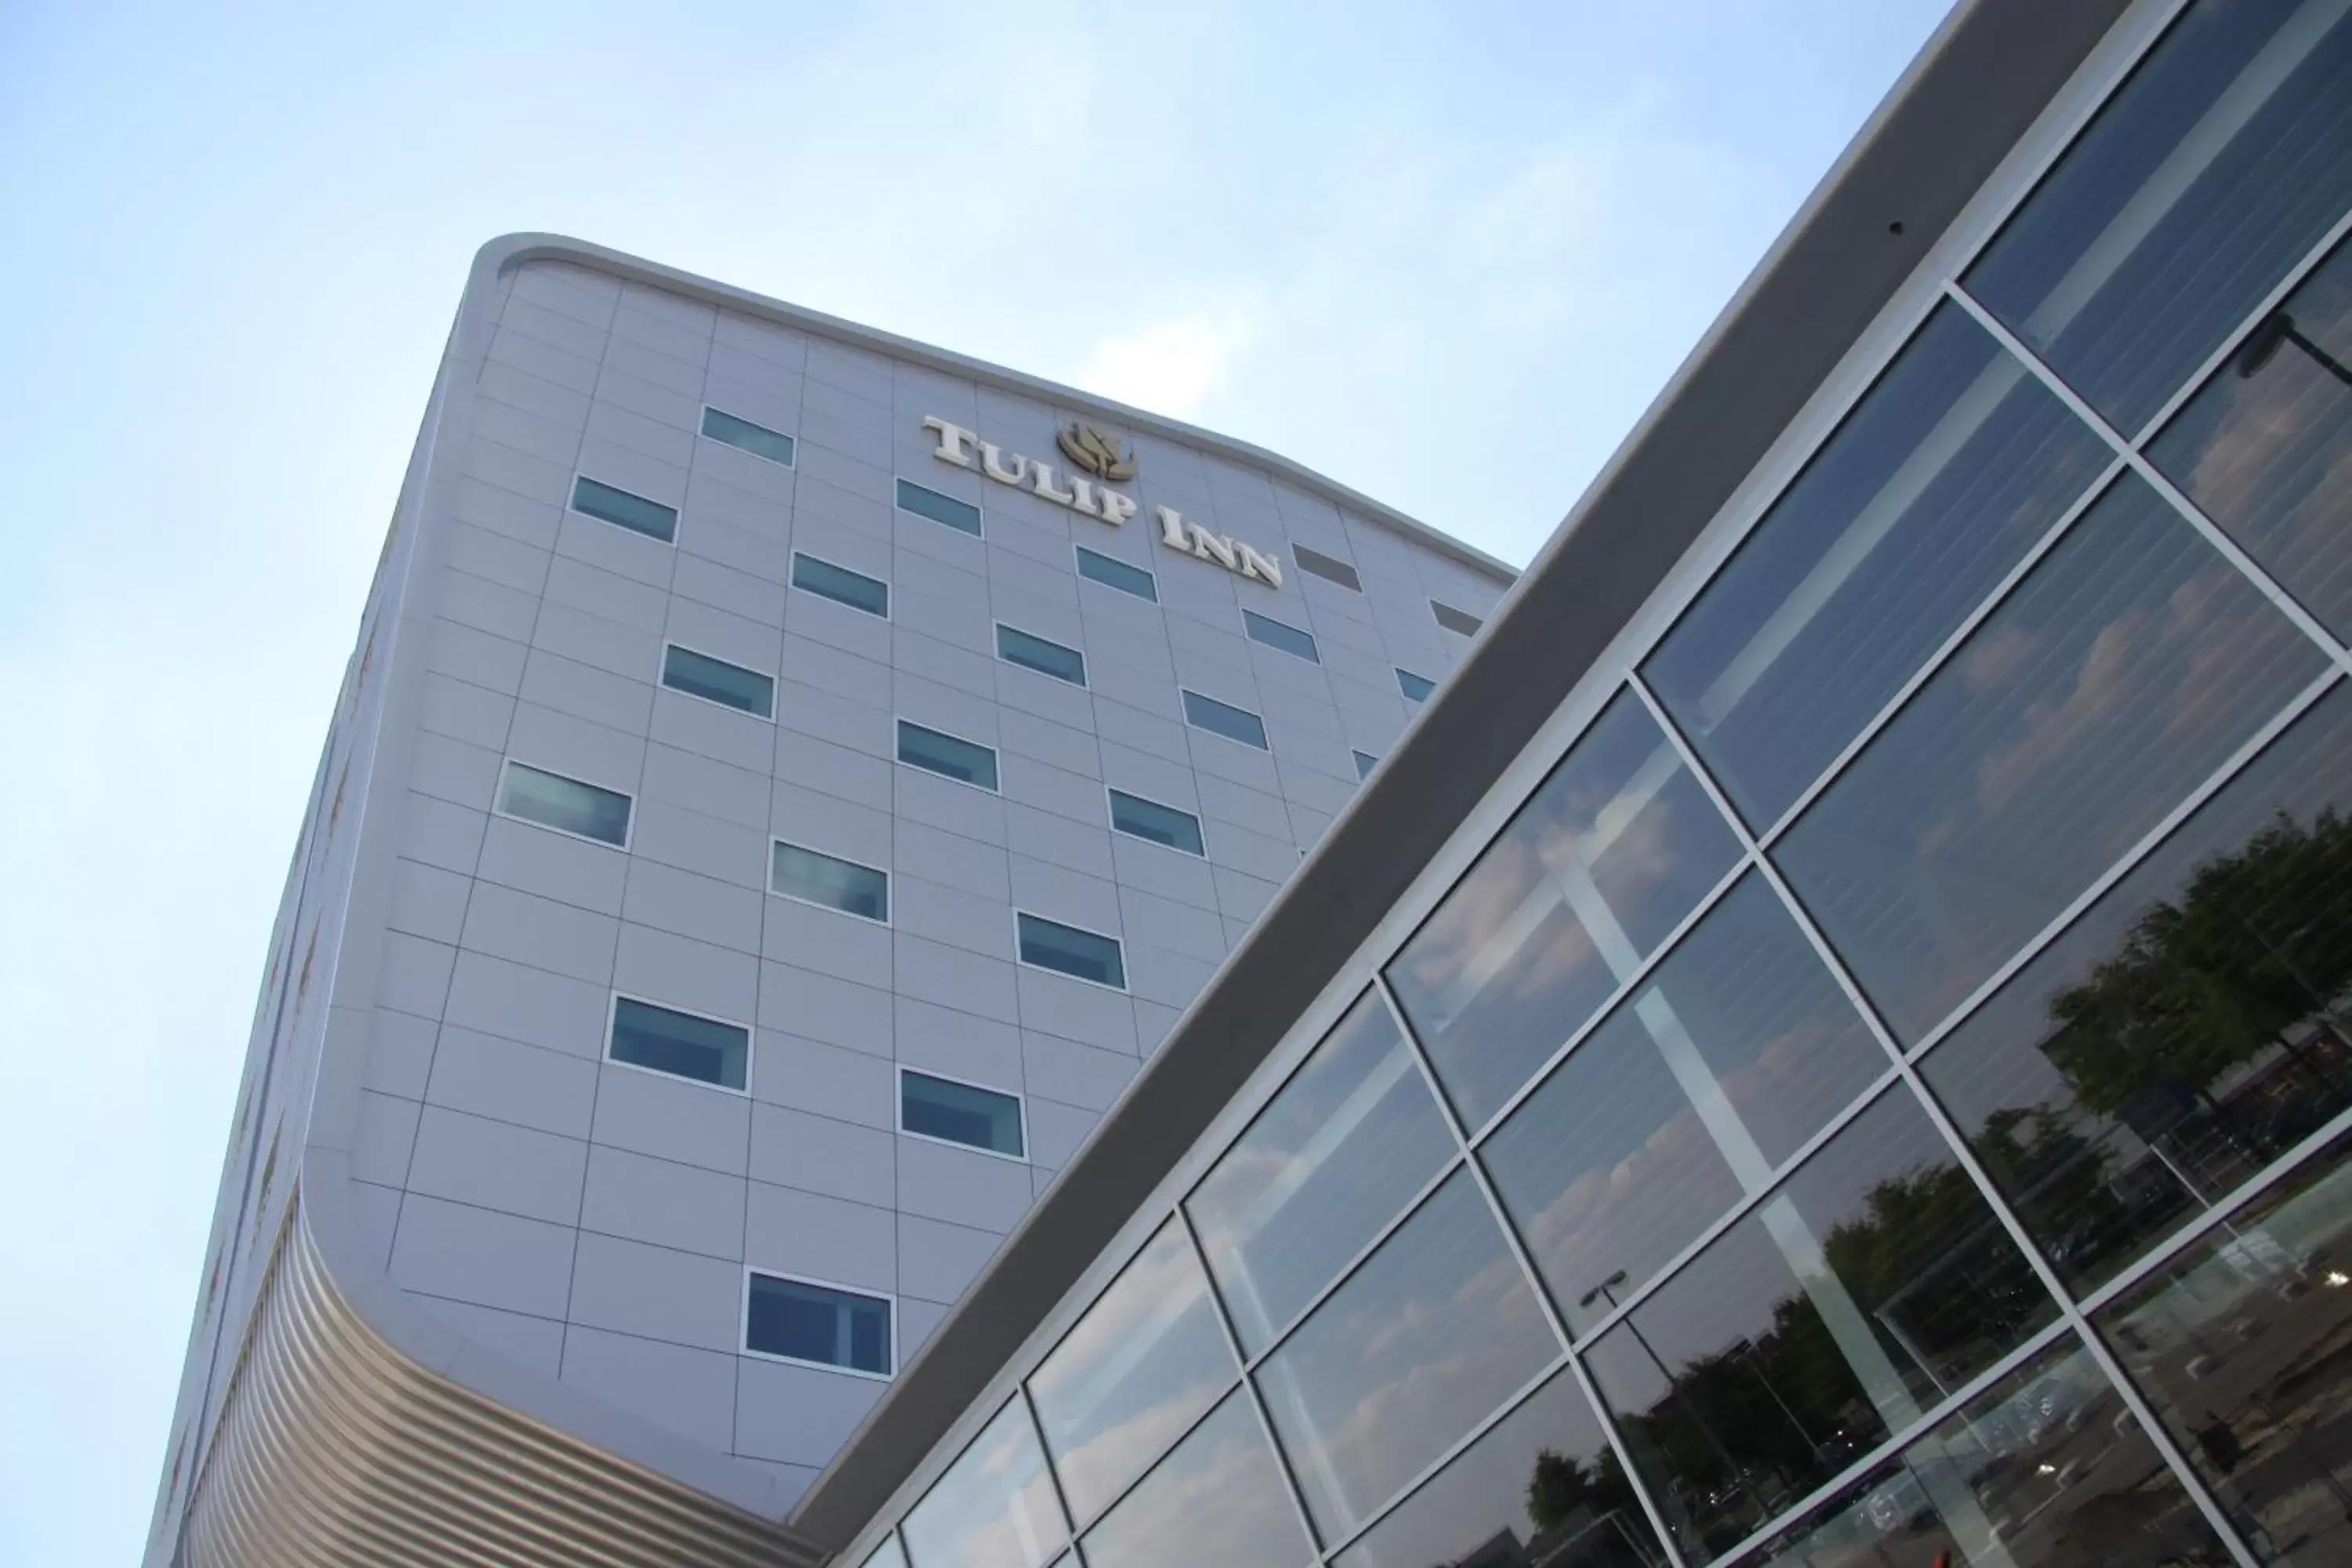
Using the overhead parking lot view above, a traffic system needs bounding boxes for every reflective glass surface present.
[1016,914,1125,989]
[1188,992,1457,1353]
[2151,236,2352,641]
[608,997,749,1091]
[1335,1368,1665,1568]
[1587,1084,2054,1563]
[496,760,632,847]
[1485,873,1887,1337]
[1107,790,1204,857]
[902,1398,1067,1568]
[1388,689,1745,1129]
[1432,600,1484,638]
[1294,543,1363,591]
[662,644,774,718]
[1644,303,2111,831]
[793,553,890,617]
[1749,1335,2227,1568]
[1397,668,1436,704]
[1964,0,2352,435]
[1181,689,1269,750]
[570,475,677,542]
[1778,471,2325,1045]
[901,1070,1024,1158]
[898,477,983,536]
[996,625,1087,686]
[1243,608,1321,662]
[1257,1169,1560,1542]
[745,1273,891,1373]
[1921,685,2352,1298]
[1078,1390,1313,1568]
[1353,750,1379,780]
[1026,1218,1236,1523]
[860,1535,907,1568]
[2097,1132,2352,1566]
[771,840,889,922]
[898,721,999,790]
[700,405,796,466]
[1076,546,1156,601]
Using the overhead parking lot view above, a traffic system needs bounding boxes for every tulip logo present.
[1056,422,1137,481]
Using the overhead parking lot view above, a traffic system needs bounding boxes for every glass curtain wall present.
[868,3,2352,1566]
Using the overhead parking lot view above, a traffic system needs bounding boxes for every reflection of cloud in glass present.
[904,1399,1066,1568]
[1080,1394,1309,1568]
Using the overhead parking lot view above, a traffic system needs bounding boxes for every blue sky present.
[0,2,1950,1559]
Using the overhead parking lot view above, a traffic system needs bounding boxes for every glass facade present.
[852,6,2352,1566]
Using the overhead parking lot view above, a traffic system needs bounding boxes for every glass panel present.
[1256,1169,1560,1543]
[2097,1131,2352,1566]
[1076,546,1157,601]
[1777,470,2325,1045]
[701,405,796,466]
[609,997,749,1091]
[1397,668,1436,703]
[1432,601,1485,638]
[2151,235,2352,641]
[1485,873,1887,1338]
[771,840,889,922]
[496,760,632,846]
[1352,750,1379,781]
[1079,1389,1314,1568]
[902,1398,1068,1568]
[1017,914,1126,989]
[570,475,677,542]
[1962,0,2352,435]
[1181,690,1269,749]
[859,1535,907,1568]
[1748,1334,2227,1568]
[898,721,999,790]
[1586,1083,2056,1563]
[1295,543,1363,591]
[1028,1218,1236,1523]
[1919,684,2352,1298]
[898,477,983,536]
[745,1273,891,1373]
[902,1069,1025,1158]
[1188,991,1457,1354]
[996,624,1087,686]
[793,553,890,617]
[1243,609,1321,662]
[1387,688,1745,1130]
[662,644,775,718]
[1643,303,2112,831]
[1335,1368,1666,1568]
[1107,789,1204,857]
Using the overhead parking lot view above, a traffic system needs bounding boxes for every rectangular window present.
[1108,789,1204,856]
[661,644,774,719]
[1076,545,1157,601]
[1429,600,1483,637]
[896,477,983,537]
[995,624,1087,686]
[699,406,796,466]
[1017,913,1126,989]
[1241,608,1319,663]
[1180,689,1268,750]
[1395,668,1435,703]
[570,476,677,543]
[897,720,999,790]
[745,1272,892,1375]
[1352,750,1379,780]
[791,552,889,617]
[608,996,749,1091]
[495,760,632,847]
[771,841,889,922]
[900,1069,1025,1159]
[1293,543,1362,591]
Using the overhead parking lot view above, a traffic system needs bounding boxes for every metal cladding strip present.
[176,1193,822,1568]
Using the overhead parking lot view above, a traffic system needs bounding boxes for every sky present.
[0,2,1953,1560]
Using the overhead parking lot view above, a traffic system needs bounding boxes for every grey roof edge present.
[466,231,1520,585]
[786,0,2132,1551]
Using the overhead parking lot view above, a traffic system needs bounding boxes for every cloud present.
[1075,310,1254,422]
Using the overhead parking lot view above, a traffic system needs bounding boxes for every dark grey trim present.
[785,0,2132,1548]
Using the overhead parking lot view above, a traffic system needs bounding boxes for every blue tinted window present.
[496,761,632,847]
[1181,690,1268,750]
[746,1273,891,1374]
[1018,913,1126,989]
[700,407,796,466]
[901,1070,1025,1157]
[1109,789,1205,856]
[898,721,999,790]
[996,625,1087,686]
[1396,668,1435,703]
[793,553,889,617]
[1352,750,1379,780]
[662,644,774,718]
[772,841,889,922]
[1076,546,1157,601]
[609,997,748,1091]
[1242,609,1319,662]
[570,476,677,542]
[897,478,983,536]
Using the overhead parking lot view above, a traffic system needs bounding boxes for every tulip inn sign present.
[921,416,1283,588]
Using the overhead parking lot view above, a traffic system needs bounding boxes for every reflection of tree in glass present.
[1520,1444,1660,1566]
